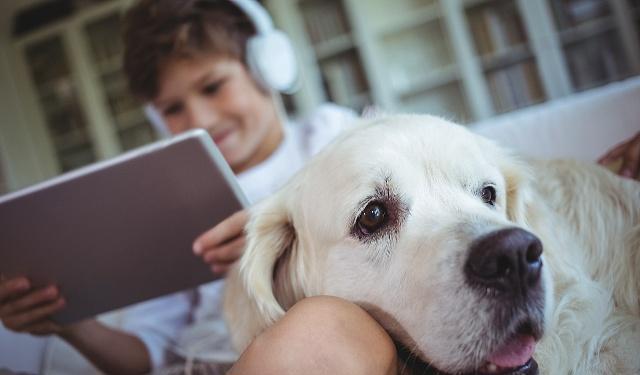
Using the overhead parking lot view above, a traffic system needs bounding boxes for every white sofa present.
[471,75,640,163]
[1,76,639,374]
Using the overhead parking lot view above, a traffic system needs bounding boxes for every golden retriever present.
[223,115,640,374]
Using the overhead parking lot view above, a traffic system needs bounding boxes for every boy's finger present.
[19,320,62,336]
[4,298,65,332]
[597,141,628,164]
[202,235,246,264]
[0,278,30,304]
[0,286,58,317]
[620,147,640,179]
[211,263,234,276]
[193,210,248,254]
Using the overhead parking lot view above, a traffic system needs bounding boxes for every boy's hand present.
[193,210,249,275]
[598,131,640,179]
[0,276,65,335]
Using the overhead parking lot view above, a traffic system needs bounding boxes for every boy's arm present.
[59,320,151,375]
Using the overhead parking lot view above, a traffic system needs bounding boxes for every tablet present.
[0,129,249,324]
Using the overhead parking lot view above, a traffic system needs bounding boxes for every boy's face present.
[152,55,282,173]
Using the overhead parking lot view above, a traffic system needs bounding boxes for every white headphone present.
[231,0,299,93]
[145,0,299,136]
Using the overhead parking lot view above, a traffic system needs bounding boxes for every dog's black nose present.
[465,228,543,296]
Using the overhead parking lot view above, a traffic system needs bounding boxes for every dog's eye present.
[357,202,387,235]
[480,185,496,206]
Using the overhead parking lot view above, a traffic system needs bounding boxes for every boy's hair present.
[123,0,256,100]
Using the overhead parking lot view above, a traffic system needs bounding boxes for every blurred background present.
[0,0,639,194]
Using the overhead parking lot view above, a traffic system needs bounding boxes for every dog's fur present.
[223,115,640,374]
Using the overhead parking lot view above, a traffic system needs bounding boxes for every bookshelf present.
[319,50,372,110]
[11,0,156,175]
[402,82,469,120]
[23,35,97,172]
[364,0,472,120]
[465,0,546,113]
[267,0,463,118]
[382,19,470,120]
[267,0,640,122]
[83,12,155,151]
[549,0,633,92]
[370,0,440,36]
[298,0,373,112]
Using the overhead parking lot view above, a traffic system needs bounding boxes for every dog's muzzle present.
[465,227,543,298]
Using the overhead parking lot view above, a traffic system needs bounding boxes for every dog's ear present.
[239,186,307,326]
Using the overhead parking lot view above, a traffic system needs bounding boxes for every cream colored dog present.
[224,115,640,374]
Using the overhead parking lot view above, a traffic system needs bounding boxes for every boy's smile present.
[152,55,283,173]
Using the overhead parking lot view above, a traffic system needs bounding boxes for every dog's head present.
[233,115,553,374]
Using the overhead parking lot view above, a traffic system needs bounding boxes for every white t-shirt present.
[119,104,357,369]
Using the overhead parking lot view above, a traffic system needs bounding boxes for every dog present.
[223,114,640,374]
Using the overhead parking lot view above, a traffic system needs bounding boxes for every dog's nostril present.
[495,256,512,278]
[465,228,543,296]
[526,239,543,263]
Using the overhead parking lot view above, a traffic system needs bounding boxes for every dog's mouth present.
[475,333,537,374]
[398,323,541,375]
[475,357,538,375]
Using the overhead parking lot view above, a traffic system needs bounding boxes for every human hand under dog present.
[193,209,249,275]
[0,276,65,335]
[598,131,640,179]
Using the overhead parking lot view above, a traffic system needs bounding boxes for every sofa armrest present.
[471,76,640,162]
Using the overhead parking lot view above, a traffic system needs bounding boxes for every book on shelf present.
[468,8,493,55]
[522,61,544,103]
[52,126,92,150]
[467,3,526,56]
[550,0,611,29]
[486,60,543,113]
[301,0,350,45]
[86,15,123,66]
[320,55,369,110]
[58,146,96,172]
[566,0,610,24]
[565,33,627,90]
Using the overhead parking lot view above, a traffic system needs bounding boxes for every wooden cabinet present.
[268,0,640,122]
[83,12,155,152]
[550,0,637,91]
[12,0,154,175]
[23,35,98,172]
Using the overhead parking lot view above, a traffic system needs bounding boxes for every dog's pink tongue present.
[487,335,535,368]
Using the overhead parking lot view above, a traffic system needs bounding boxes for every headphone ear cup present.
[247,30,299,93]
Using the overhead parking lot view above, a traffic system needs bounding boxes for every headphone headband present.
[230,0,274,35]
